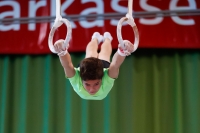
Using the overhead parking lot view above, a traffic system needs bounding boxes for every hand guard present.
[53,39,69,56]
[117,40,134,56]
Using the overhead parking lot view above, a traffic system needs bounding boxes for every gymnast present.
[53,32,134,100]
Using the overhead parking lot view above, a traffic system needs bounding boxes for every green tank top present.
[67,67,115,100]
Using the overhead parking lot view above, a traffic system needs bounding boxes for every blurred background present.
[0,0,200,133]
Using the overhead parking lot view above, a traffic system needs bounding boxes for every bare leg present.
[85,38,99,58]
[85,32,103,58]
[98,32,112,62]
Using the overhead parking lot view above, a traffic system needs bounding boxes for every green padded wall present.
[0,49,200,133]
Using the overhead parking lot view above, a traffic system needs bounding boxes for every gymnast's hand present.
[118,40,134,56]
[53,39,69,56]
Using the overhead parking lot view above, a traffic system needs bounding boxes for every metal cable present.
[0,9,200,24]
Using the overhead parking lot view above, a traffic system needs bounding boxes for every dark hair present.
[80,57,104,81]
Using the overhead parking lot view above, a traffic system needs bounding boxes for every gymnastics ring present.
[117,0,139,52]
[48,0,72,53]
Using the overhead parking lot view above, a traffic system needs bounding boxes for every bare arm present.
[108,52,126,78]
[58,53,75,78]
[53,39,75,78]
[108,40,134,78]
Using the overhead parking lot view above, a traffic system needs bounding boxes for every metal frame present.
[1,9,200,24]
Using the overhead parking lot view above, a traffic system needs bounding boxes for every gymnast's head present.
[79,57,103,94]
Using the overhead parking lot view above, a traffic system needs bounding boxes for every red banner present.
[0,0,200,54]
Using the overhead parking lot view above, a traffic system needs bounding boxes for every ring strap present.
[48,0,72,54]
[117,0,139,52]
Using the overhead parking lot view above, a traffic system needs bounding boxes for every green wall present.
[0,49,200,133]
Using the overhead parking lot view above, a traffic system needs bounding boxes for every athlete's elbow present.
[63,62,73,70]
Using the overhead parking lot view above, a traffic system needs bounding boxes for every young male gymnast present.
[54,32,134,100]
